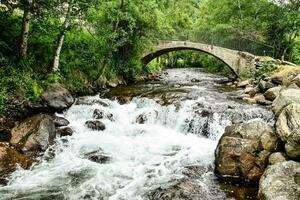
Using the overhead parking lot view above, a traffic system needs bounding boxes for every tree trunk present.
[281,47,287,62]
[51,9,70,72]
[19,3,31,59]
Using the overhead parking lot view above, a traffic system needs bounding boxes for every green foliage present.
[0,0,300,114]
[158,51,231,74]
[0,59,44,113]
[255,61,278,80]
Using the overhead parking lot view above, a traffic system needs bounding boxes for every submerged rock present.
[258,161,300,200]
[215,120,278,183]
[42,83,74,111]
[276,103,300,160]
[85,120,106,131]
[93,109,113,121]
[84,149,110,164]
[10,114,55,157]
[0,142,32,177]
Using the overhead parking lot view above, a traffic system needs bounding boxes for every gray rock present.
[53,116,70,127]
[42,83,74,111]
[84,149,110,164]
[258,81,275,93]
[293,74,300,87]
[85,120,106,131]
[237,80,251,88]
[93,109,105,119]
[10,114,55,157]
[258,161,300,200]
[76,97,109,107]
[93,109,113,121]
[268,152,288,165]
[264,86,281,101]
[244,87,257,97]
[276,103,300,160]
[215,120,278,182]
[272,88,300,116]
[56,127,73,137]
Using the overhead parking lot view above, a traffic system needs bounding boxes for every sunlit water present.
[0,69,274,200]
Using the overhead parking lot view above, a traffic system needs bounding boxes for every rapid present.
[0,68,274,200]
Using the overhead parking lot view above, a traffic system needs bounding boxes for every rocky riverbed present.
[0,68,299,200]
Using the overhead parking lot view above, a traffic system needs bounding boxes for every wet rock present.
[253,94,266,102]
[191,78,201,83]
[258,161,300,200]
[93,109,114,121]
[84,149,110,164]
[41,83,74,111]
[237,80,251,88]
[276,103,300,160]
[215,120,278,183]
[0,142,32,177]
[56,127,73,137]
[256,98,272,106]
[244,87,257,97]
[258,81,275,93]
[85,120,106,131]
[149,166,212,200]
[272,88,300,116]
[136,114,147,124]
[268,152,288,165]
[243,97,256,104]
[118,96,132,104]
[264,86,281,101]
[10,114,55,157]
[53,116,70,127]
[75,97,109,107]
[93,109,105,119]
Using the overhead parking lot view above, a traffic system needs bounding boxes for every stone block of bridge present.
[141,41,256,77]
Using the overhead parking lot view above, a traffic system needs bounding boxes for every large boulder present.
[42,83,74,111]
[276,103,300,160]
[10,114,55,157]
[215,120,278,183]
[264,86,281,101]
[0,142,31,177]
[272,88,300,116]
[258,161,300,200]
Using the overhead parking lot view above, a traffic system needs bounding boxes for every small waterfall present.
[0,69,274,200]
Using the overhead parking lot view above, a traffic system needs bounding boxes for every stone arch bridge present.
[141,40,258,77]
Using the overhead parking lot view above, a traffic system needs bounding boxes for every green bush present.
[255,61,278,80]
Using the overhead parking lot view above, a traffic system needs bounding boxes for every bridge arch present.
[141,41,256,77]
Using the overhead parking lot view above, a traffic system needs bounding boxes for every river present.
[0,68,274,200]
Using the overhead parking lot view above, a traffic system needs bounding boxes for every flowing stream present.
[0,68,274,200]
